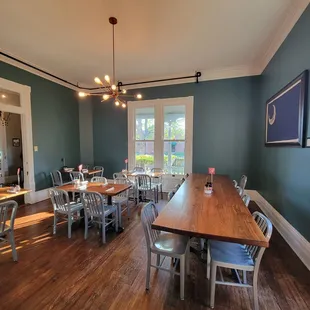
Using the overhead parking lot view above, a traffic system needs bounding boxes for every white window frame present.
[127,96,193,178]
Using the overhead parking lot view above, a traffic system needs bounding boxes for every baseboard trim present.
[246,190,310,271]
[28,187,50,204]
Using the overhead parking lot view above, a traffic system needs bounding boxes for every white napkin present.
[105,187,115,192]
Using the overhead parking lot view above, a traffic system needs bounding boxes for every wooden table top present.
[126,171,164,178]
[152,174,269,247]
[0,187,31,201]
[58,182,131,196]
[62,169,102,175]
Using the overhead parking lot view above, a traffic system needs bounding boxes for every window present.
[128,97,193,176]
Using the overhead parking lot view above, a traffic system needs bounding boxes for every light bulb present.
[122,89,127,94]
[136,94,142,99]
[94,77,103,85]
[104,75,110,83]
[78,92,87,97]
[122,103,126,108]
[115,100,120,106]
[111,84,117,91]
[1,94,6,98]
[102,94,110,100]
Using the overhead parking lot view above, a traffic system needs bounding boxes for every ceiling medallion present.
[78,17,142,108]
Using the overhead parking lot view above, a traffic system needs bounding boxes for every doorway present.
[0,78,35,204]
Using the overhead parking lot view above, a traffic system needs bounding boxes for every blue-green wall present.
[253,5,310,241]
[0,61,80,191]
[93,76,261,181]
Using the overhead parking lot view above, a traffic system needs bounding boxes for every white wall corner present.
[28,188,50,204]
[246,189,310,271]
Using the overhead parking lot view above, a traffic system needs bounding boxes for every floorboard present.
[0,199,309,310]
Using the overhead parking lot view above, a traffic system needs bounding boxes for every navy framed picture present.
[265,71,308,147]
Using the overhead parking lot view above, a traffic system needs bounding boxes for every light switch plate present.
[34,146,38,152]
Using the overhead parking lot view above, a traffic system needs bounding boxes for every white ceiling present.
[0,0,309,90]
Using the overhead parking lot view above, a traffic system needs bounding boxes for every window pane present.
[135,141,154,171]
[164,141,185,175]
[164,105,185,140]
[0,88,20,107]
[135,107,155,140]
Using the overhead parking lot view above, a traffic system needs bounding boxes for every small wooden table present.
[125,171,164,178]
[58,182,131,232]
[58,182,131,205]
[0,187,31,201]
[152,174,269,247]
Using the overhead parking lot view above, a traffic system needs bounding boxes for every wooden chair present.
[0,201,18,261]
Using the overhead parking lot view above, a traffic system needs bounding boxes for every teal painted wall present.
[93,76,260,180]
[253,5,310,241]
[0,61,80,191]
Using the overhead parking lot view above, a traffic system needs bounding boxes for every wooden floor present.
[0,199,310,310]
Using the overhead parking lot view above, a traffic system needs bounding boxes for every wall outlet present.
[34,146,38,152]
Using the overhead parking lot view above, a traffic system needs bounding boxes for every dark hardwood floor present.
[0,199,309,310]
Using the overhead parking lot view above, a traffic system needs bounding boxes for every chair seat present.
[209,240,254,268]
[56,202,83,214]
[112,196,127,204]
[138,185,157,191]
[152,232,188,255]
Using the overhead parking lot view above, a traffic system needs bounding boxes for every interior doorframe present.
[0,77,35,204]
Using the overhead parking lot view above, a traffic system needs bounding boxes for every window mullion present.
[154,103,163,169]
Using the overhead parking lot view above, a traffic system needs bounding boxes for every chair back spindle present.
[141,202,160,248]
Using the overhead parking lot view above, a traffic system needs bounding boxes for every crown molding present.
[255,0,309,74]
[0,50,79,92]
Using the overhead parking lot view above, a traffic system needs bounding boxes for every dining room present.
[1,1,310,310]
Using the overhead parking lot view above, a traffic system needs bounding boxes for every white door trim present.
[0,77,35,204]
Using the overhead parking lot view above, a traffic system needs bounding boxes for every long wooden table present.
[0,187,31,201]
[152,174,269,247]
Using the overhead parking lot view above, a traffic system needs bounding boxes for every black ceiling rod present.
[1,51,202,91]
[117,71,202,89]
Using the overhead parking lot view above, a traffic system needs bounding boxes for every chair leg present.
[161,184,163,199]
[180,255,185,300]
[84,214,88,240]
[186,243,190,275]
[146,250,151,290]
[206,242,211,279]
[243,270,247,284]
[53,212,57,235]
[115,208,119,232]
[68,214,72,238]
[127,199,130,218]
[210,263,217,308]
[9,230,18,262]
[253,270,259,310]
[102,218,106,244]
[156,254,160,267]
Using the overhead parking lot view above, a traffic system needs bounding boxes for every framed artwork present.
[265,71,308,147]
[12,138,20,147]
